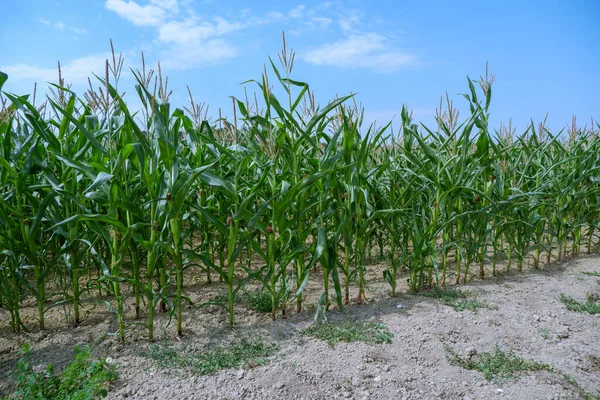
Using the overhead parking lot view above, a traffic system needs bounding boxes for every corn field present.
[1,43,599,343]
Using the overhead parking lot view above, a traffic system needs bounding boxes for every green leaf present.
[85,172,113,193]
[47,97,108,155]
[200,170,236,198]
[0,71,7,91]
[474,130,489,161]
[50,214,128,233]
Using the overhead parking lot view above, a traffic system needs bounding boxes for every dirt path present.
[1,256,599,399]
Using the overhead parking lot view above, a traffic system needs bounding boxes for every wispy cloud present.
[104,0,262,68]
[338,11,361,32]
[284,3,337,35]
[289,4,306,19]
[159,39,236,70]
[157,18,246,45]
[71,27,88,35]
[149,0,179,11]
[36,17,88,35]
[104,0,165,26]
[1,54,109,84]
[267,11,285,20]
[304,33,416,73]
[317,1,340,10]
[36,17,65,30]
[311,17,332,29]
[279,3,417,72]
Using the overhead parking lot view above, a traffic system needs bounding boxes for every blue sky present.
[1,0,599,135]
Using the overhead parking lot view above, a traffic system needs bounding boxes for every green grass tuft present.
[142,339,278,375]
[442,298,494,312]
[303,321,393,347]
[539,328,551,340]
[559,293,600,315]
[211,292,242,306]
[444,342,600,398]
[3,343,117,400]
[245,289,281,313]
[419,286,472,300]
[560,373,600,400]
[419,286,493,312]
[443,342,552,383]
[582,271,600,277]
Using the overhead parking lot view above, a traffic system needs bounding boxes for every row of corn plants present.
[0,40,598,340]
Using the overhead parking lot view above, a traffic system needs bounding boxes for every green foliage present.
[0,71,7,91]
[443,343,552,383]
[419,286,472,300]
[559,293,600,314]
[445,342,600,398]
[419,287,493,312]
[582,271,600,277]
[246,289,282,313]
[442,298,493,312]
[561,373,600,400]
[303,321,393,347]
[142,339,278,375]
[3,343,117,400]
[211,292,242,306]
[539,328,551,340]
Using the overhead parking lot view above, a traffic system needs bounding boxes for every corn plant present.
[1,41,599,340]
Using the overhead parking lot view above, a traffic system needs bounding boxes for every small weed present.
[419,286,472,300]
[539,328,551,340]
[442,298,494,312]
[587,291,600,302]
[303,321,393,347]
[559,293,600,315]
[582,271,600,277]
[419,286,493,312]
[245,289,281,313]
[560,373,600,400]
[211,292,242,306]
[444,342,600,398]
[142,339,278,375]
[586,355,600,372]
[4,343,117,400]
[443,342,551,383]
[143,340,185,370]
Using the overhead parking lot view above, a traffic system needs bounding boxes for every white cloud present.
[105,0,165,27]
[36,17,87,35]
[289,4,306,18]
[149,0,178,11]
[104,0,249,40]
[339,11,361,32]
[317,1,339,10]
[160,39,236,69]
[281,4,337,36]
[1,54,110,85]
[103,0,277,69]
[157,17,245,44]
[311,17,332,29]
[280,3,416,72]
[36,17,58,28]
[36,17,88,36]
[304,33,416,73]
[268,11,284,19]
[71,27,88,35]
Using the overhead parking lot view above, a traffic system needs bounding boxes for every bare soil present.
[1,255,599,400]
